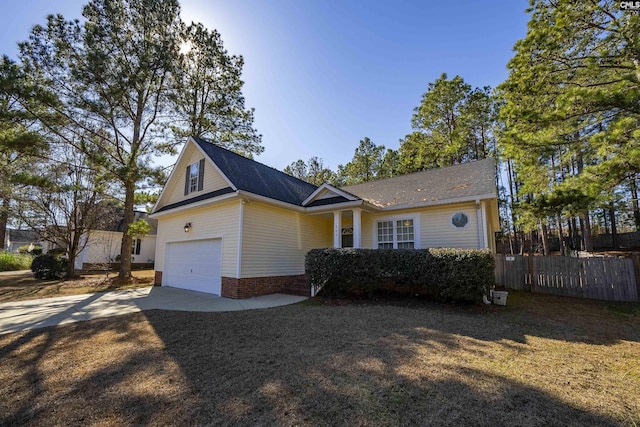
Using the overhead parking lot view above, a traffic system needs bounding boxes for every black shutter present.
[184,165,190,195]
[197,158,205,191]
[136,238,141,255]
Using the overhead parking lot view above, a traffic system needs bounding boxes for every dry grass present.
[0,270,154,303]
[0,291,639,426]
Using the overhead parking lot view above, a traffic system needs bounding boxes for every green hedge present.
[17,244,43,255]
[305,248,495,302]
[0,251,33,271]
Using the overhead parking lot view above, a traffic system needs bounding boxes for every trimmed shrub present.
[305,248,495,303]
[31,254,67,279]
[17,244,43,256]
[46,247,66,257]
[0,251,33,271]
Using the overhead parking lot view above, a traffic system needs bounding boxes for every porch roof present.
[341,158,496,208]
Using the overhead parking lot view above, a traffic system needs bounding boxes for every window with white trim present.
[188,161,199,193]
[131,238,141,255]
[377,218,415,249]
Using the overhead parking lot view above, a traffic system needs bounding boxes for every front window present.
[189,161,199,193]
[396,219,415,249]
[377,221,394,249]
[131,238,141,255]
[377,219,414,249]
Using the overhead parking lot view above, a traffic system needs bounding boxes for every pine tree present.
[337,137,385,185]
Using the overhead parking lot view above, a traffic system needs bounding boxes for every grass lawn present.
[0,270,154,303]
[1,291,639,426]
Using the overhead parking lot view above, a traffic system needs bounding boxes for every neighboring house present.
[149,136,500,299]
[74,211,157,271]
[4,229,45,252]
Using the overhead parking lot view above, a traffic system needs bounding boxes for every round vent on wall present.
[451,212,469,228]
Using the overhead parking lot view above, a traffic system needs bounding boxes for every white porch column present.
[333,211,342,248]
[352,208,362,248]
[476,199,484,248]
[480,201,489,249]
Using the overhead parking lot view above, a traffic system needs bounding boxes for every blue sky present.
[0,0,530,171]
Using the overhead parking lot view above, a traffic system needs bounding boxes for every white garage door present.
[164,239,222,295]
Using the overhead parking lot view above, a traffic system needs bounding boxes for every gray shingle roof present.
[341,158,496,208]
[157,138,496,213]
[193,137,319,206]
[99,208,158,235]
[7,229,41,242]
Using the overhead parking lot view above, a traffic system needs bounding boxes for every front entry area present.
[164,239,222,295]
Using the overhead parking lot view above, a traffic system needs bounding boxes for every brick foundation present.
[222,275,309,299]
[154,271,163,286]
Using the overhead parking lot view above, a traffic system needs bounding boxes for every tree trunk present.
[571,217,578,250]
[119,181,135,279]
[631,178,640,231]
[540,220,550,255]
[581,211,594,252]
[67,229,81,278]
[0,195,9,250]
[567,218,574,251]
[507,160,519,251]
[557,214,567,256]
[609,204,618,249]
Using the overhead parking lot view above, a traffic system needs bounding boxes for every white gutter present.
[151,188,497,218]
[236,190,306,212]
[381,193,497,212]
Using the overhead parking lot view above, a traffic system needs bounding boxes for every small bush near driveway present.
[0,251,33,271]
[31,254,67,279]
[306,248,494,302]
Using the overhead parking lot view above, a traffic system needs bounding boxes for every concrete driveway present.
[0,286,308,335]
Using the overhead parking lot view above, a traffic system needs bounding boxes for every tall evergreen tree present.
[17,0,259,278]
[499,0,639,251]
[337,137,385,185]
[0,56,48,249]
[170,22,263,157]
[399,74,471,171]
[283,157,335,186]
[398,74,497,173]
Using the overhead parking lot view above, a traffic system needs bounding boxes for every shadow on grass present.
[1,294,636,426]
[0,312,194,426]
[313,289,640,345]
[141,307,624,425]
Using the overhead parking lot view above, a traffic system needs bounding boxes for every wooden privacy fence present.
[494,254,639,302]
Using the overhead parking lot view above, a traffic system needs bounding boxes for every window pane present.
[396,219,414,243]
[378,219,415,249]
[189,162,199,193]
[377,221,393,243]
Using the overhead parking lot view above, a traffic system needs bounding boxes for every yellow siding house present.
[150,137,499,298]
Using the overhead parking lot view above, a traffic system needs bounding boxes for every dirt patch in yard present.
[0,291,638,426]
[0,270,154,303]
